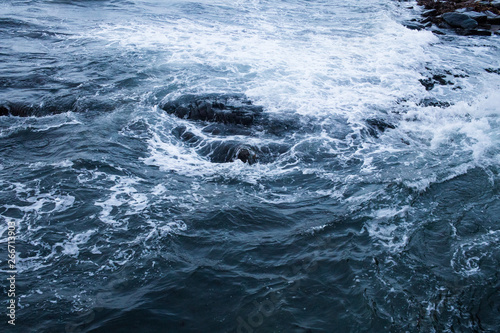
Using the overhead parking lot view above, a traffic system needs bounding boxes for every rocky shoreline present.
[405,0,500,36]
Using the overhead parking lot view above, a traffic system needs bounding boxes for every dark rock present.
[160,93,263,126]
[201,123,253,137]
[235,147,257,164]
[366,118,396,137]
[198,141,259,164]
[462,11,488,24]
[403,21,426,30]
[491,0,500,9]
[422,9,437,17]
[419,74,454,91]
[442,12,479,29]
[0,105,11,116]
[485,11,500,24]
[171,126,203,146]
[485,68,500,74]
[172,125,261,164]
[431,28,447,35]
[432,74,453,85]
[419,78,436,90]
[464,29,492,36]
[0,100,75,117]
[421,16,432,24]
[166,96,299,165]
[0,95,116,117]
[437,20,454,29]
[418,98,451,107]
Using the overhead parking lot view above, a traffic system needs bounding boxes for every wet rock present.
[235,147,257,164]
[171,126,203,146]
[418,98,451,108]
[171,123,290,165]
[485,68,500,74]
[403,20,426,30]
[442,12,479,29]
[436,20,454,29]
[431,28,447,35]
[464,29,492,36]
[0,102,37,117]
[422,9,437,17]
[419,78,435,91]
[480,0,500,9]
[366,118,396,138]
[172,126,258,164]
[419,74,454,91]
[485,11,500,24]
[0,100,74,117]
[462,11,488,24]
[420,16,433,24]
[417,0,500,35]
[201,123,253,137]
[160,93,263,125]
[0,95,116,117]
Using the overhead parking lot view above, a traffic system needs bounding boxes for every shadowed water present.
[1,0,500,332]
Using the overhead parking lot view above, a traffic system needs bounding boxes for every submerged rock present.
[403,20,427,30]
[172,125,288,165]
[485,68,500,74]
[0,100,73,117]
[171,122,288,165]
[0,96,116,117]
[235,146,258,164]
[164,94,318,165]
[419,74,454,91]
[418,98,452,108]
[160,93,263,126]
[366,118,396,138]
[165,93,391,165]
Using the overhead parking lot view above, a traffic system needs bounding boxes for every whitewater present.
[1,0,500,332]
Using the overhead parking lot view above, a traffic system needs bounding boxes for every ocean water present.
[1,0,500,332]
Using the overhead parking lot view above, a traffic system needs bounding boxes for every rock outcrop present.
[162,94,292,164]
[160,93,263,126]
[414,0,500,36]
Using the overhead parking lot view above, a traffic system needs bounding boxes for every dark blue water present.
[1,0,500,332]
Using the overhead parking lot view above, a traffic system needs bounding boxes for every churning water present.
[1,0,500,332]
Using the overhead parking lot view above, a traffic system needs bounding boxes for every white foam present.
[451,230,500,276]
[59,230,96,257]
[94,175,148,225]
[28,160,74,169]
[142,116,299,182]
[151,184,167,196]
[365,205,412,251]
[2,182,75,216]
[0,114,81,138]
[86,3,437,118]
[80,0,500,192]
